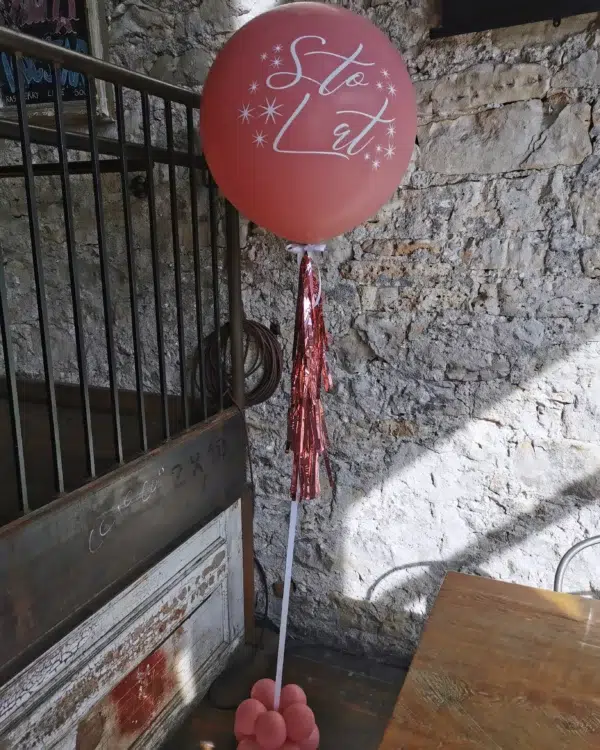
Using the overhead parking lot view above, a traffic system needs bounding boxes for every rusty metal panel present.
[0,407,246,683]
[0,501,244,748]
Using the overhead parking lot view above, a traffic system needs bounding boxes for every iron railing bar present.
[0,252,28,514]
[141,92,169,439]
[225,201,244,409]
[187,107,208,421]
[116,84,148,453]
[0,118,206,170]
[53,64,95,479]
[207,172,224,411]
[0,159,149,178]
[86,76,123,465]
[0,26,201,107]
[14,53,64,494]
[165,101,189,430]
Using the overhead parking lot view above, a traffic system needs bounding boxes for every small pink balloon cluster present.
[234,678,319,750]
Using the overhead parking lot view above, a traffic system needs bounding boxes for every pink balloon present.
[201,2,416,243]
[238,741,261,750]
[235,698,267,736]
[255,710,288,750]
[283,704,315,743]
[280,684,308,711]
[298,726,320,750]
[281,743,301,750]
[251,678,276,710]
[236,729,253,742]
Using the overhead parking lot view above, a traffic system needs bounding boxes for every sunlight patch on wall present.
[341,340,600,611]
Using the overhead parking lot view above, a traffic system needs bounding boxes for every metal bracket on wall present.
[430,1,600,38]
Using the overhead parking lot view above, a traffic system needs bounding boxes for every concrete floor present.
[164,635,408,750]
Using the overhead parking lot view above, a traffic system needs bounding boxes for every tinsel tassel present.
[286,252,334,501]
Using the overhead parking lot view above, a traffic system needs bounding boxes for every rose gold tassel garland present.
[286,252,334,501]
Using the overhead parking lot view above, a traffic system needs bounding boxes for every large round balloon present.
[200,2,416,244]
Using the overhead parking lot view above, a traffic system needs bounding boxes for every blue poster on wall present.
[0,0,89,106]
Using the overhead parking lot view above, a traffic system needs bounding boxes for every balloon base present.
[234,678,320,750]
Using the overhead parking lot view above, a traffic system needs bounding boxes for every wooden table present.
[379,572,600,750]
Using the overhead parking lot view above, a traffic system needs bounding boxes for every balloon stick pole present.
[274,500,299,712]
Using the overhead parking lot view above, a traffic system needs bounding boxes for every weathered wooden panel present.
[0,501,244,748]
[379,572,600,750]
[76,590,228,750]
[0,407,246,683]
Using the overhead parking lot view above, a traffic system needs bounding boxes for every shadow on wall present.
[361,470,600,660]
[245,203,600,658]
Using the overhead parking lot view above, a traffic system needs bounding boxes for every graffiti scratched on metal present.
[0,407,246,682]
[0,501,244,749]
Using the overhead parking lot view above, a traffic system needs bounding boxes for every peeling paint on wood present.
[111,649,171,736]
[0,501,244,749]
[75,587,232,750]
[0,408,246,683]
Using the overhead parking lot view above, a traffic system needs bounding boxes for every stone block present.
[361,240,439,257]
[148,54,177,83]
[562,371,600,442]
[417,64,549,122]
[354,312,411,363]
[419,101,591,175]
[359,286,378,310]
[546,231,592,276]
[523,103,592,170]
[376,419,417,438]
[493,173,557,232]
[571,162,600,236]
[192,0,238,32]
[376,287,400,309]
[174,47,212,87]
[470,233,548,271]
[553,50,600,88]
[341,259,408,285]
[383,181,500,240]
[335,330,375,374]
[491,13,596,46]
[513,439,600,498]
[582,246,600,278]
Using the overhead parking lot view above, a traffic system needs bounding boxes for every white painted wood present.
[132,502,245,750]
[70,586,241,750]
[132,589,237,750]
[0,500,244,750]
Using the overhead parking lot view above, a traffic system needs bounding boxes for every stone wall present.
[4,0,600,661]
[241,5,600,660]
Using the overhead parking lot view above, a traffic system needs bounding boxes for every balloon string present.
[286,244,325,307]
[274,499,299,712]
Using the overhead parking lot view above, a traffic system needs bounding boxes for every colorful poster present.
[0,0,90,106]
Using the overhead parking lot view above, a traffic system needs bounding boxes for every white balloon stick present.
[273,499,299,712]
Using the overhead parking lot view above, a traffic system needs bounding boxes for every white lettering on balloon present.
[261,36,395,159]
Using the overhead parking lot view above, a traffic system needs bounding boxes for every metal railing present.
[0,26,243,520]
